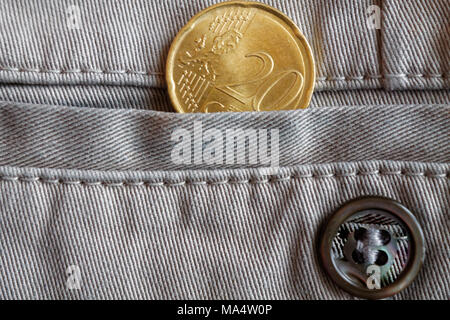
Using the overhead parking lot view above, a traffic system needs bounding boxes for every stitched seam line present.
[0,170,448,188]
[0,67,448,80]
[316,74,449,81]
[0,67,163,75]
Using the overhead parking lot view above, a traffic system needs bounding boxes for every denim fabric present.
[0,160,448,299]
[0,0,448,92]
[0,102,448,171]
[0,0,448,300]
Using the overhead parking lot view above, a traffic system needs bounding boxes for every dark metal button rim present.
[319,196,425,300]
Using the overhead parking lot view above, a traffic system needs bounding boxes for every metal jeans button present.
[319,197,425,299]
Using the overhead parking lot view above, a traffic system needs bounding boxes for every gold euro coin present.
[166,1,315,113]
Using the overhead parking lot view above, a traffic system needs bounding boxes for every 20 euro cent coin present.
[166,1,315,113]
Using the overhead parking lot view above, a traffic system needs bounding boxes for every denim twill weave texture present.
[0,0,448,300]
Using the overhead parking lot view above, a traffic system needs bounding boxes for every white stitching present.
[315,74,448,81]
[0,170,447,188]
[0,67,447,80]
[0,67,163,75]
[384,74,448,78]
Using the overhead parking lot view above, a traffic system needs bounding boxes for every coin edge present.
[165,0,316,113]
